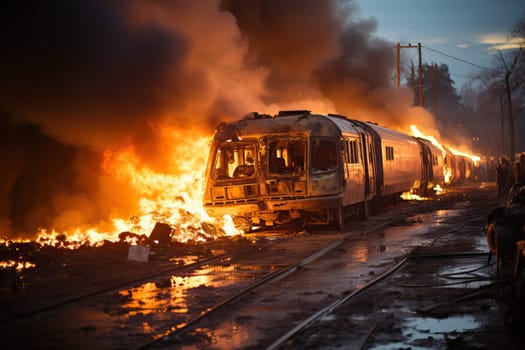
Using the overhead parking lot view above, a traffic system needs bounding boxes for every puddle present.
[168,255,200,265]
[433,255,494,288]
[177,322,253,350]
[335,211,463,268]
[404,315,479,334]
[369,315,480,350]
[115,263,268,316]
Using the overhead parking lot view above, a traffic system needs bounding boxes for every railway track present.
[137,213,443,349]
[0,253,227,324]
[1,184,502,349]
[0,227,364,349]
[137,232,354,349]
[138,203,501,350]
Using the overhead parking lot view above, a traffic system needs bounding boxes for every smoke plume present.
[0,0,438,237]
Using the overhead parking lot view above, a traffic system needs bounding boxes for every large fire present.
[402,124,482,201]
[30,127,242,249]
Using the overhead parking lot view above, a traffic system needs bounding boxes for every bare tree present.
[474,15,525,161]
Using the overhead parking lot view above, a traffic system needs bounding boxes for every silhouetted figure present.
[497,157,513,197]
[514,153,525,185]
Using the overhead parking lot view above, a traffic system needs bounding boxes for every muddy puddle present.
[370,315,480,350]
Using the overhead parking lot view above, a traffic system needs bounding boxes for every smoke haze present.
[0,0,438,237]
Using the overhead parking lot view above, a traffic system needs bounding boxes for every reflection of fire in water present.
[0,259,36,271]
[400,190,430,201]
[116,264,247,334]
[33,128,242,248]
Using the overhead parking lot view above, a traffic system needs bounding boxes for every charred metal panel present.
[209,184,258,201]
[267,179,293,196]
[309,171,341,195]
[267,195,340,212]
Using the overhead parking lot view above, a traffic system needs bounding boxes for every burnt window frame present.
[211,140,257,181]
[266,136,306,177]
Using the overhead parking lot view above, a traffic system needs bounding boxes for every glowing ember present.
[433,185,444,194]
[0,260,36,271]
[30,128,243,248]
[400,190,429,201]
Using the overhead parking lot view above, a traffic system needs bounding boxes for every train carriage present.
[203,110,432,231]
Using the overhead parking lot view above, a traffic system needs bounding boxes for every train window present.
[268,137,305,175]
[311,139,337,173]
[348,140,359,164]
[212,142,256,180]
[385,146,395,161]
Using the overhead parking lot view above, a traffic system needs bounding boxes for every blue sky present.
[356,0,525,89]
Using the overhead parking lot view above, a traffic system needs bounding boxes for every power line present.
[421,45,499,72]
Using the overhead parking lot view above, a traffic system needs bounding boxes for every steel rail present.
[265,255,409,350]
[265,223,475,350]
[0,253,227,324]
[135,232,353,350]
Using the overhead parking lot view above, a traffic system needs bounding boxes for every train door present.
[342,137,365,206]
[360,132,376,197]
[418,141,431,194]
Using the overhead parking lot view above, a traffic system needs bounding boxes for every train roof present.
[214,110,418,144]
[214,111,342,140]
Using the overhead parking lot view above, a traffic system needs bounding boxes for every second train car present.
[202,110,445,230]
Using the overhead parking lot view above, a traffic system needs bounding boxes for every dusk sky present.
[357,0,525,89]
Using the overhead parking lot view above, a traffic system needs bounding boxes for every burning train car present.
[202,110,450,231]
[444,147,476,185]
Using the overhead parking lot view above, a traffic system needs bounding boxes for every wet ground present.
[1,182,524,349]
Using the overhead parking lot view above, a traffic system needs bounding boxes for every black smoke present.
[0,0,433,237]
[0,0,194,236]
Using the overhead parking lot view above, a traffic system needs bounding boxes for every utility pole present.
[396,42,401,87]
[396,42,424,107]
[433,63,438,118]
[418,43,423,107]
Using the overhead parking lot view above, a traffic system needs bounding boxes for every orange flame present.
[409,125,445,153]
[408,124,481,185]
[409,125,452,184]
[33,127,242,248]
[448,147,481,166]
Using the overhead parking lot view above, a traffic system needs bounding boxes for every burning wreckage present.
[202,110,478,232]
[1,110,482,253]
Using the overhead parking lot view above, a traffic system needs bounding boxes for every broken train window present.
[212,142,256,180]
[268,137,306,175]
